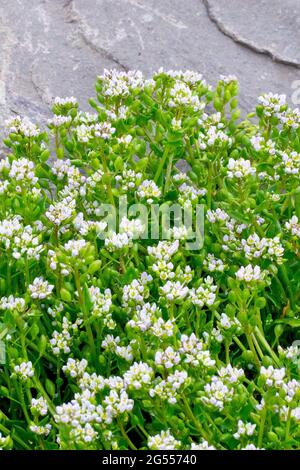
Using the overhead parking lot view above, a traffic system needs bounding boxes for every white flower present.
[278,344,300,361]
[149,370,188,404]
[236,264,265,282]
[160,280,189,302]
[64,238,87,257]
[168,80,204,111]
[12,225,43,260]
[227,158,256,178]
[204,253,226,272]
[180,333,215,367]
[241,444,263,450]
[101,335,120,351]
[285,215,300,237]
[241,233,284,263]
[190,276,217,307]
[260,366,286,387]
[105,232,133,251]
[115,344,134,362]
[104,389,134,417]
[31,397,48,416]
[258,92,286,117]
[219,313,241,331]
[14,361,34,381]
[127,302,157,332]
[150,318,175,338]
[281,151,300,174]
[70,423,98,443]
[29,277,54,299]
[234,420,256,439]
[50,317,82,355]
[51,159,73,179]
[178,183,203,206]
[148,430,181,450]
[124,362,153,389]
[191,440,215,450]
[115,168,142,191]
[0,295,25,311]
[207,208,229,223]
[5,115,41,137]
[219,74,237,84]
[202,376,234,410]
[62,358,88,378]
[117,134,132,146]
[119,217,144,238]
[76,123,93,142]
[155,347,181,369]
[53,96,78,107]
[89,286,112,320]
[282,379,300,403]
[78,372,106,393]
[98,69,147,98]
[9,158,37,185]
[137,179,161,203]
[218,364,244,383]
[30,424,52,436]
[45,198,76,225]
[55,390,104,429]
[122,274,152,307]
[148,240,179,261]
[250,134,276,155]
[93,121,115,139]
[48,115,72,127]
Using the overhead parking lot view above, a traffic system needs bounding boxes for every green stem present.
[285,406,292,442]
[207,160,213,209]
[32,376,56,415]
[119,255,125,274]
[251,333,264,360]
[16,382,31,425]
[278,265,295,310]
[24,257,30,287]
[258,406,267,448]
[169,303,175,321]
[0,423,30,449]
[53,227,62,295]
[100,153,115,206]
[233,335,247,353]
[254,327,281,367]
[27,340,58,366]
[225,340,230,364]
[74,269,97,367]
[117,419,137,450]
[6,261,11,295]
[164,153,174,195]
[181,394,210,441]
[245,331,261,369]
[154,146,170,183]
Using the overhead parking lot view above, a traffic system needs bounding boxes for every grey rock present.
[0,0,299,131]
[205,0,300,67]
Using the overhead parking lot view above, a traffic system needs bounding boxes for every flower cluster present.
[0,70,299,451]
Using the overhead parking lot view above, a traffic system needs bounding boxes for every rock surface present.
[0,0,299,127]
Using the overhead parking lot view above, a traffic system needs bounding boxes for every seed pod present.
[88,260,102,275]
[267,431,279,443]
[262,356,273,367]
[38,335,47,357]
[40,149,50,162]
[45,379,56,398]
[60,288,72,302]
